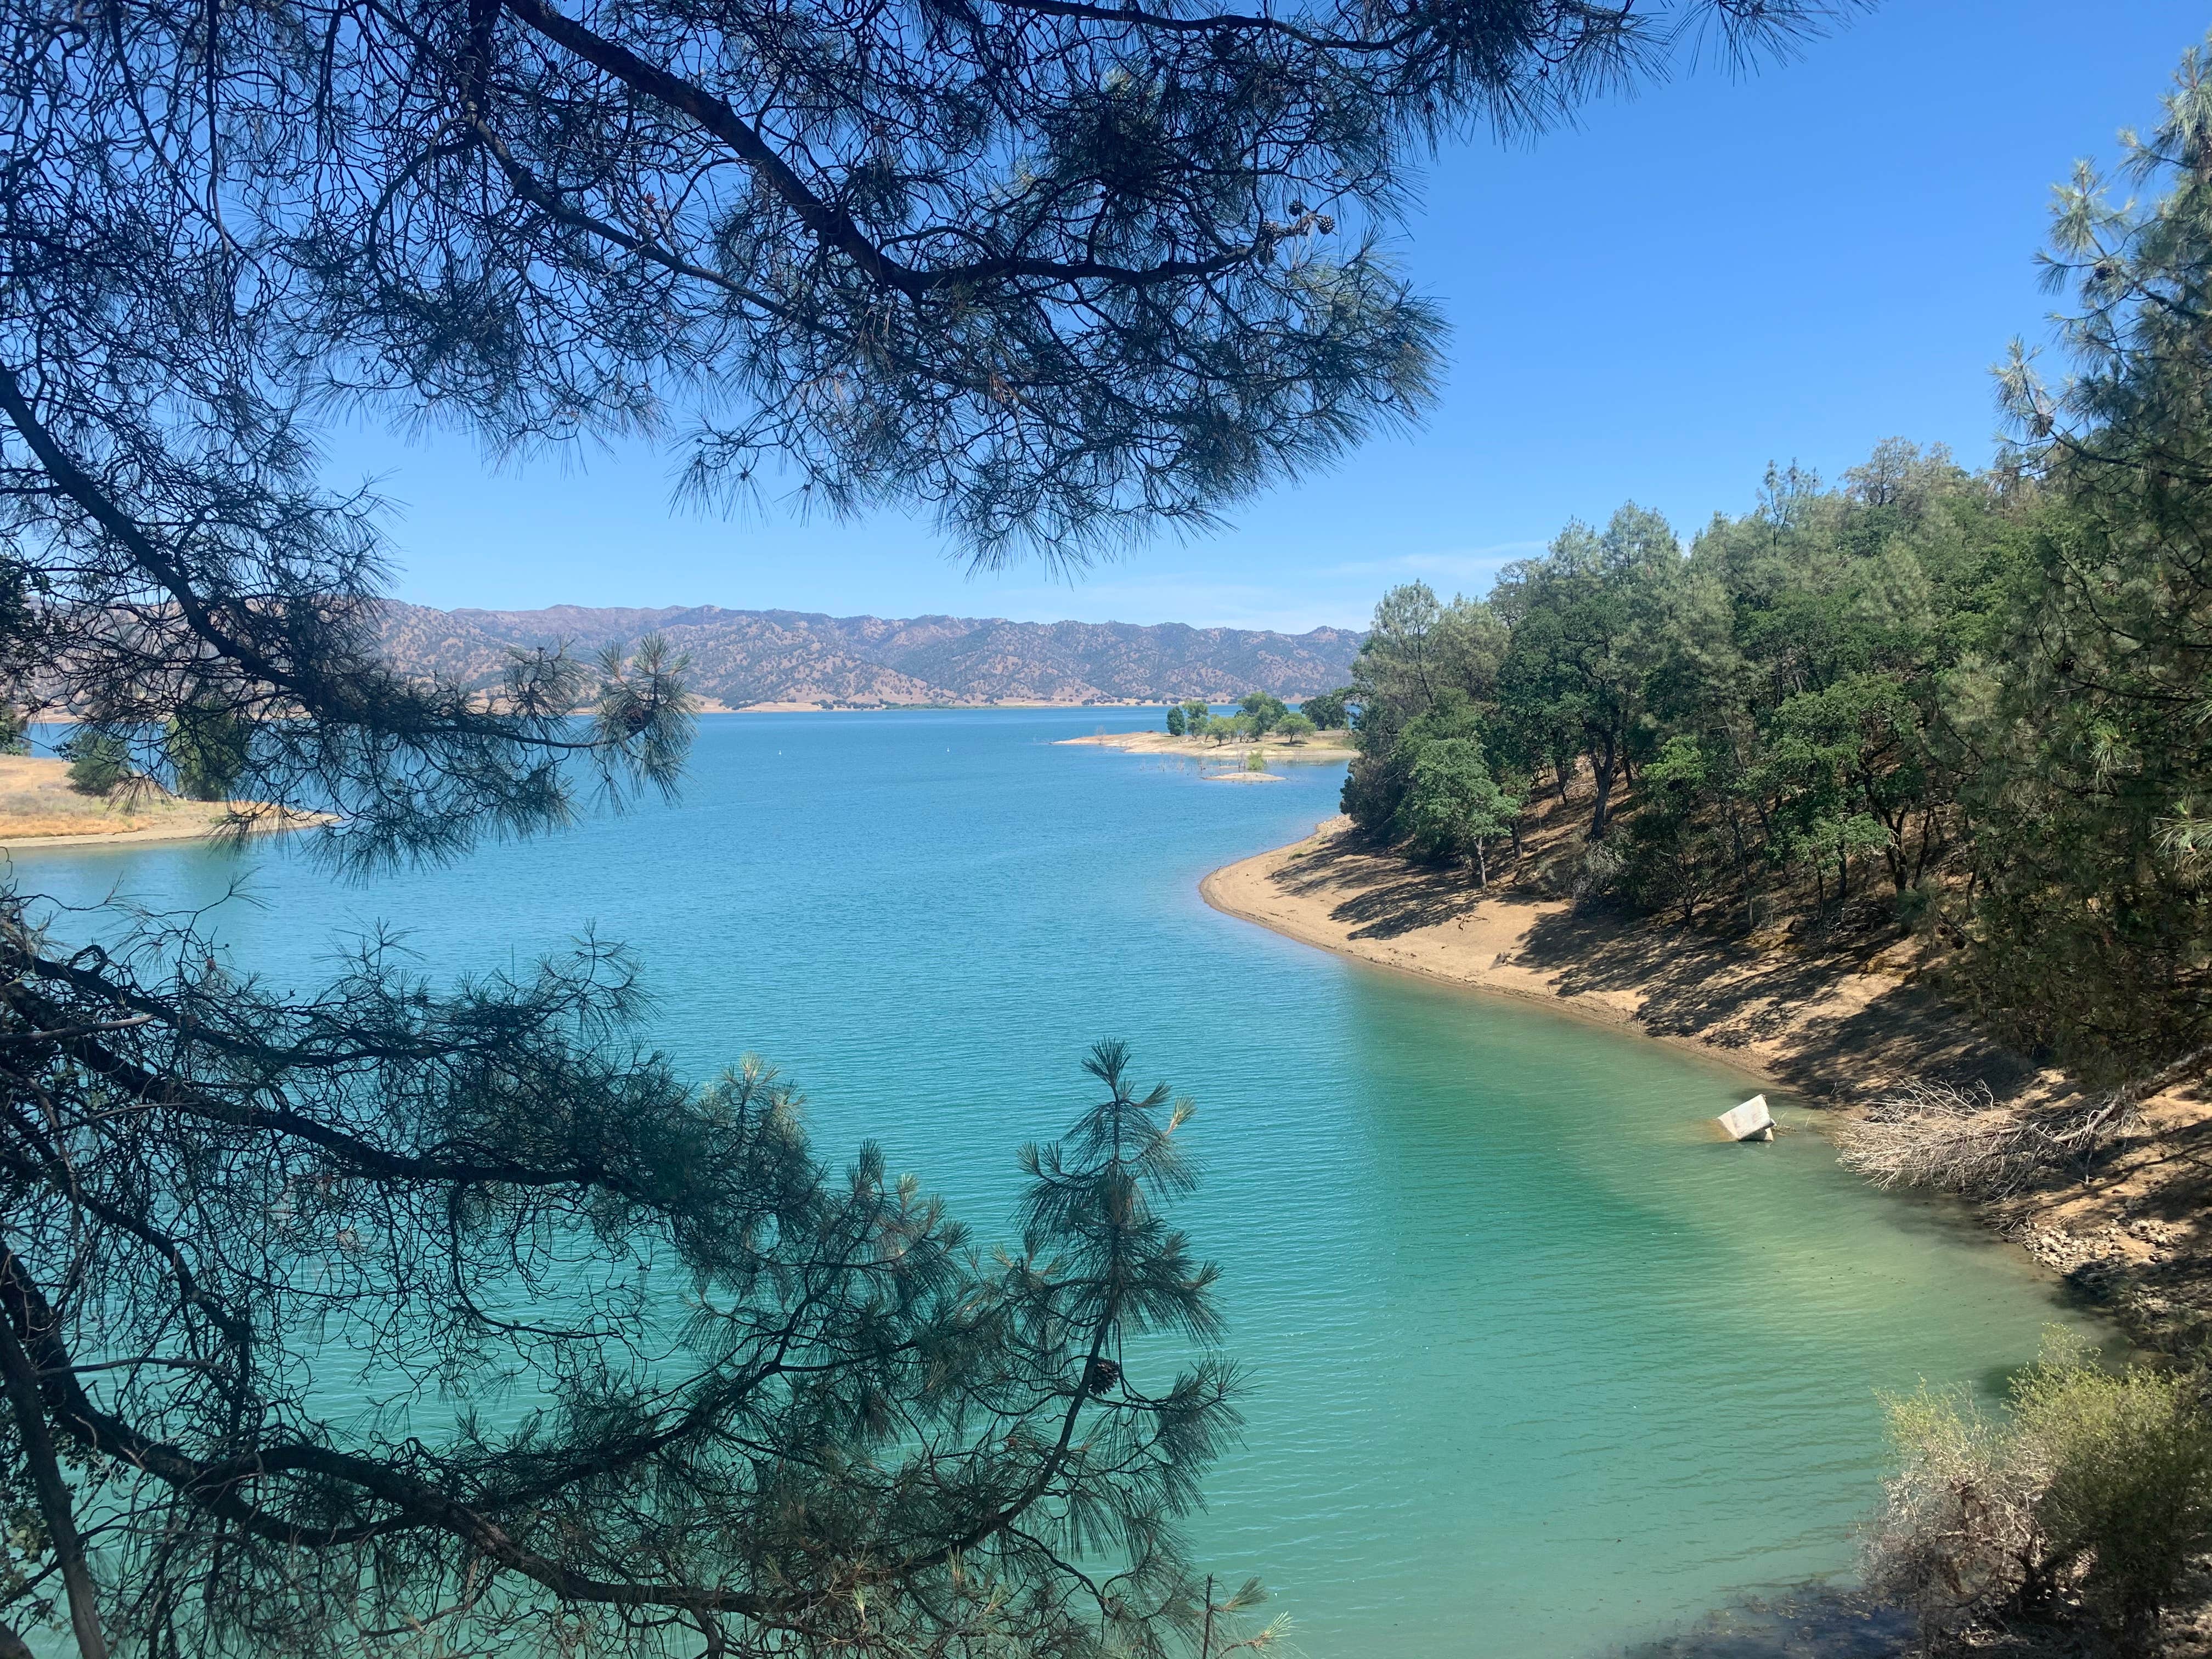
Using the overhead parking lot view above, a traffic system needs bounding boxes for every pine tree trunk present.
[1589,740,1618,838]
[0,1308,109,1659]
[1911,811,1937,885]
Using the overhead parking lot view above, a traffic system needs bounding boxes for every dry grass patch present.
[0,753,320,842]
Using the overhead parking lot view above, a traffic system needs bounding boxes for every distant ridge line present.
[373,601,1363,709]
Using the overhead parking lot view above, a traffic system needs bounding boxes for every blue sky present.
[338,2,2211,633]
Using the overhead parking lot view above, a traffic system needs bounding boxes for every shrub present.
[1866,1380,2044,1641]
[61,729,133,797]
[1866,1333,2212,1650]
[2024,1345,2212,1645]
[1570,836,1624,913]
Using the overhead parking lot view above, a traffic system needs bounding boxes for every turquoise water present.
[10,709,2103,1657]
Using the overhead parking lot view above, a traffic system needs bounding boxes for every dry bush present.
[1835,1080,2138,1199]
[1865,1335,2212,1652]
[1864,1378,2048,1643]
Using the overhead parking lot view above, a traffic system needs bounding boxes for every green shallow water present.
[12,709,2105,1657]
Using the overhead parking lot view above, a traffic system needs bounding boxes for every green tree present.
[1680,438,1999,922]
[1238,692,1288,736]
[1341,585,1508,833]
[1492,504,1685,839]
[59,731,131,798]
[1396,736,1520,885]
[1342,439,2028,943]
[1165,704,1187,737]
[1622,735,1724,925]
[165,698,252,802]
[1,979,1248,1659]
[1276,713,1316,744]
[1300,689,1351,731]
[1968,35,2212,1066]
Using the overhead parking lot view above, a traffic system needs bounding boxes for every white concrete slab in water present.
[1717,1094,1775,1142]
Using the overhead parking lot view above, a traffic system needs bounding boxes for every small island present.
[1058,691,1357,766]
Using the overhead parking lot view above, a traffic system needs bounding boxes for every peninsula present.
[0,754,329,851]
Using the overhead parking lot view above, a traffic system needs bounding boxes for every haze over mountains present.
[373,603,1362,709]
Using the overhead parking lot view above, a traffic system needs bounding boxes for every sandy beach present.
[1200,815,2015,1096]
[1203,813,2212,1351]
[0,754,331,851]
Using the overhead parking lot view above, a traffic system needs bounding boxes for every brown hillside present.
[369,603,1361,709]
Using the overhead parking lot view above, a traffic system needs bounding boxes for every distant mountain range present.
[371,603,1362,709]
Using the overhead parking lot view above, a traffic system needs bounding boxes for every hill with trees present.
[1329,53,2212,1086]
[1328,48,2211,1108]
[1342,424,2204,1077]
[371,602,1362,708]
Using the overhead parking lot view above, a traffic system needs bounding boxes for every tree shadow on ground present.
[1257,827,2044,1103]
[1263,833,1485,940]
[1512,904,2040,1102]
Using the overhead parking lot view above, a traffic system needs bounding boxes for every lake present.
[9,708,2104,1657]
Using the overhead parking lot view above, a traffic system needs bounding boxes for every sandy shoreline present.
[1199,816,2017,1097]
[0,754,333,853]
[1202,815,2212,1352]
[0,811,329,853]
